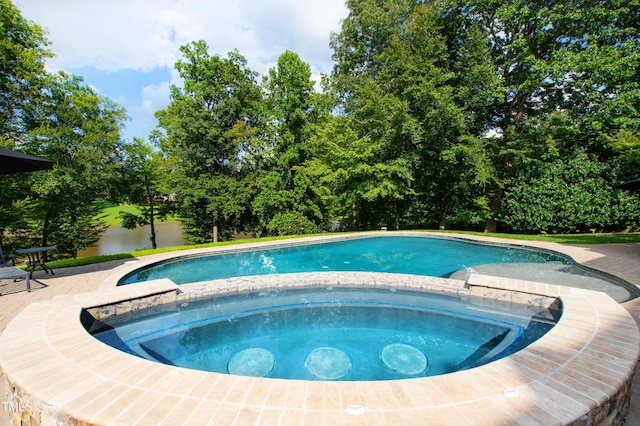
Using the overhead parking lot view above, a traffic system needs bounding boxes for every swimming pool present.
[89,285,560,381]
[3,233,638,424]
[119,235,569,284]
[119,234,638,302]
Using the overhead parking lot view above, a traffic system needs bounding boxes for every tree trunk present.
[213,223,219,243]
[484,186,504,233]
[41,212,50,248]
[484,152,513,233]
[147,188,157,249]
[149,207,157,250]
[42,211,54,259]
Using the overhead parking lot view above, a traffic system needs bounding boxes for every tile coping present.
[0,232,639,425]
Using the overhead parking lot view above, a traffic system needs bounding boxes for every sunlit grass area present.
[100,204,142,226]
[98,203,180,226]
[432,229,640,245]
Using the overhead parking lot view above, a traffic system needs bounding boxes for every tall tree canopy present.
[1,3,127,256]
[157,41,262,242]
[0,0,51,142]
[26,73,126,256]
[328,0,497,229]
[252,50,328,235]
[328,0,640,232]
[460,0,640,231]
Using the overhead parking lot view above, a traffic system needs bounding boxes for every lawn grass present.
[43,229,640,271]
[98,204,180,226]
[431,229,640,245]
[100,204,141,226]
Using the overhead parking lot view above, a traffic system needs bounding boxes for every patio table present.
[16,247,56,282]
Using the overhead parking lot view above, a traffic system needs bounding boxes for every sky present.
[15,0,349,141]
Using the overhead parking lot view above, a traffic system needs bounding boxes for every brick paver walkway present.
[0,235,639,425]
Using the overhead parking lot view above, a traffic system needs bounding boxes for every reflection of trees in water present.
[78,222,184,256]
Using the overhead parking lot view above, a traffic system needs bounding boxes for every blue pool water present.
[89,287,560,381]
[119,235,570,285]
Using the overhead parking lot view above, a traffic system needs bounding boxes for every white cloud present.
[14,0,348,140]
[140,82,170,118]
[16,0,347,76]
[112,81,170,140]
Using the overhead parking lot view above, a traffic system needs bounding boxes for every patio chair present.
[0,245,31,291]
[0,245,17,266]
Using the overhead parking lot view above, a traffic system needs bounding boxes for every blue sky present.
[16,0,348,141]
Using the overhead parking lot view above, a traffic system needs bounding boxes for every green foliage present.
[172,173,254,243]
[0,40,126,257]
[612,129,640,175]
[50,200,108,256]
[119,211,147,229]
[23,72,126,257]
[253,50,329,235]
[114,137,169,248]
[0,0,51,138]
[3,0,640,249]
[500,153,640,233]
[327,2,498,230]
[157,41,261,242]
[267,212,320,236]
[451,0,640,230]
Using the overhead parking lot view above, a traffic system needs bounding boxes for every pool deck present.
[1,232,640,425]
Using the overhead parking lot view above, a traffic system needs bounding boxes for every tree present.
[328,1,424,229]
[380,4,495,230]
[24,72,126,257]
[308,113,414,230]
[459,0,640,232]
[0,2,129,257]
[253,51,328,235]
[0,0,50,248]
[330,0,419,84]
[329,1,495,230]
[118,137,167,249]
[157,41,261,242]
[0,0,51,142]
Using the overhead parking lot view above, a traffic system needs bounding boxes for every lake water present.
[78,222,185,257]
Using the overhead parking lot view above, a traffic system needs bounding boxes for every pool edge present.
[1,272,637,425]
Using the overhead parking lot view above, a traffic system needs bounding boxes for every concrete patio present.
[1,233,639,424]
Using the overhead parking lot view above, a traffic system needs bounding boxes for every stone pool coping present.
[1,232,639,425]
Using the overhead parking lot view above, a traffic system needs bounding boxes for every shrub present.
[267,212,320,236]
[500,154,640,233]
